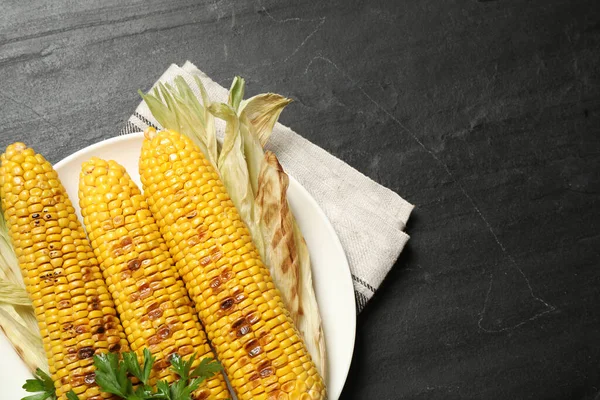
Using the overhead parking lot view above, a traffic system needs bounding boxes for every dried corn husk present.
[0,280,30,306]
[256,152,326,378]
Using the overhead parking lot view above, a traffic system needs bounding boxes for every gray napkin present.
[120,61,413,312]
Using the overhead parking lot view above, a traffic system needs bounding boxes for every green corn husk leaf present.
[192,76,219,158]
[0,307,47,374]
[239,93,293,147]
[208,102,266,259]
[228,76,245,112]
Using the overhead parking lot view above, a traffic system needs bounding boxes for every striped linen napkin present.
[120,61,413,312]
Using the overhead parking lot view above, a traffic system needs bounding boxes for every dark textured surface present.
[1,0,599,398]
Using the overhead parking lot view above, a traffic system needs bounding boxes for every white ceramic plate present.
[0,132,355,399]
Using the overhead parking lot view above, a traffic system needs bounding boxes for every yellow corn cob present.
[0,143,129,400]
[139,129,326,400]
[78,157,230,399]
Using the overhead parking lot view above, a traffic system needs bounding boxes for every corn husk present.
[0,307,46,373]
[256,152,301,319]
[256,152,326,377]
[239,93,292,147]
[141,76,327,376]
[208,101,266,260]
[0,280,30,305]
[0,209,22,286]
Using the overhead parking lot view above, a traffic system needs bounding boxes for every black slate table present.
[1,1,599,399]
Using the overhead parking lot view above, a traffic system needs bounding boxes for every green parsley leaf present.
[133,384,155,399]
[93,352,131,398]
[168,353,196,381]
[154,379,172,399]
[190,358,222,381]
[22,393,53,400]
[22,378,45,393]
[65,390,80,400]
[122,351,143,382]
[21,368,56,400]
[141,348,155,384]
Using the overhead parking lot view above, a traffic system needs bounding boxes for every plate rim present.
[54,132,356,397]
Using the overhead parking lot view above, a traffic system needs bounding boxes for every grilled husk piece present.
[78,157,230,399]
[0,143,128,400]
[139,129,326,400]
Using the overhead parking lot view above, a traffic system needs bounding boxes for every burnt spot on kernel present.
[84,372,96,385]
[220,269,234,282]
[200,255,212,266]
[246,312,260,325]
[237,324,252,337]
[108,343,121,353]
[147,335,161,346]
[156,326,172,340]
[147,307,163,321]
[75,325,89,334]
[259,367,275,378]
[210,246,223,262]
[197,226,208,241]
[249,373,260,381]
[220,297,234,311]
[89,295,100,310]
[234,292,246,304]
[245,340,263,357]
[210,277,221,290]
[186,210,197,219]
[127,259,141,271]
[188,235,201,247]
[70,374,86,387]
[57,300,71,309]
[232,317,246,329]
[138,282,153,300]
[194,389,210,400]
[147,302,164,320]
[77,347,95,359]
[153,359,170,371]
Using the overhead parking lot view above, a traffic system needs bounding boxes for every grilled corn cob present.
[0,143,129,400]
[78,157,230,399]
[140,129,326,400]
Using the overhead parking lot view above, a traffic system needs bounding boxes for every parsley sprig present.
[21,349,225,400]
[22,368,56,400]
